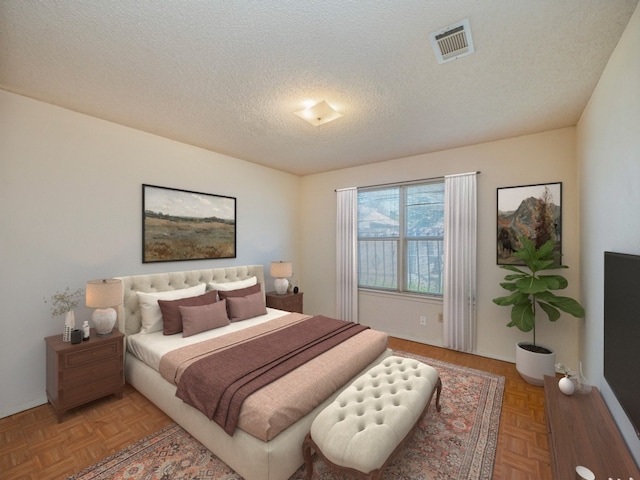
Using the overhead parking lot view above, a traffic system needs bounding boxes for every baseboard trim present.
[0,395,48,419]
[389,333,514,364]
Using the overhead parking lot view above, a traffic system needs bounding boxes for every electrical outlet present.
[438,313,443,323]
[419,316,426,326]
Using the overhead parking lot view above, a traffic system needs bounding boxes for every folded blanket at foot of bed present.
[176,315,370,435]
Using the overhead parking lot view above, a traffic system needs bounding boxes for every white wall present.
[0,90,301,417]
[577,3,640,462]
[300,127,582,366]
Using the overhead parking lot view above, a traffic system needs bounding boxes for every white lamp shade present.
[86,278,123,308]
[270,261,292,278]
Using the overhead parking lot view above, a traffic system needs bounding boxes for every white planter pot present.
[515,342,556,386]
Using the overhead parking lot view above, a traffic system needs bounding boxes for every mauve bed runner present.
[175,316,369,435]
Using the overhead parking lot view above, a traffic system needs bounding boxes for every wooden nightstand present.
[45,328,124,422]
[266,291,303,313]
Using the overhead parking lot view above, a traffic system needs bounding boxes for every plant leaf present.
[537,301,561,321]
[549,297,585,318]
[539,275,568,290]
[498,282,518,292]
[493,291,528,306]
[530,258,555,271]
[503,273,527,281]
[536,291,585,317]
[515,276,548,294]
[499,265,527,274]
[508,301,535,331]
[536,239,556,259]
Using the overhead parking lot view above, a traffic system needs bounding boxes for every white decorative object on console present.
[63,311,75,342]
[270,261,293,295]
[558,376,575,395]
[86,278,123,336]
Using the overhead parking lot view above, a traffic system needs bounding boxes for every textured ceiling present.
[1,1,638,175]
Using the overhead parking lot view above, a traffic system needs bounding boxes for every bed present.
[116,265,390,480]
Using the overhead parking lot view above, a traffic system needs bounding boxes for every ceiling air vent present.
[429,19,474,64]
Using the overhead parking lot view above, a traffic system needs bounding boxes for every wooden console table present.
[544,375,640,479]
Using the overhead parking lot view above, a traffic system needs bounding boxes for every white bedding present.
[127,307,288,371]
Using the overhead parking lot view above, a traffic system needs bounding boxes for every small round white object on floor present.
[575,465,595,480]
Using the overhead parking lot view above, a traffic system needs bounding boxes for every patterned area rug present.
[68,353,504,480]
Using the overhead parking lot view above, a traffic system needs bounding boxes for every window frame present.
[357,179,444,297]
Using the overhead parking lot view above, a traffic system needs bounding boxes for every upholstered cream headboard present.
[116,265,265,336]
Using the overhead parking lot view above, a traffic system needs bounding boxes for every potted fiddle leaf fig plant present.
[492,236,585,385]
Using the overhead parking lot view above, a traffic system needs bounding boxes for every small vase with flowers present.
[44,287,84,342]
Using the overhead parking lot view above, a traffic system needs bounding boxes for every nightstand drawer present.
[64,342,120,367]
[279,296,301,310]
[266,291,303,313]
[63,356,122,387]
[63,373,124,408]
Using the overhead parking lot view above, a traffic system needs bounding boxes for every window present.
[357,181,444,295]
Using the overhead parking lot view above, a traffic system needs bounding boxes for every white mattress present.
[127,307,289,372]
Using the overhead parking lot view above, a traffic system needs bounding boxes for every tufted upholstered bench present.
[302,355,442,480]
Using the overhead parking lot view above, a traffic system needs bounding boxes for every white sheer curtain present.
[443,172,478,352]
[336,187,358,323]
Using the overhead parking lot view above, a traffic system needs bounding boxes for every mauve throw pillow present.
[158,290,218,335]
[226,291,267,321]
[180,300,230,337]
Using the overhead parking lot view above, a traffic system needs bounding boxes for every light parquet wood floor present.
[0,338,551,479]
[389,338,552,480]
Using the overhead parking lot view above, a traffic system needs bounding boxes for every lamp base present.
[274,278,289,295]
[92,307,116,336]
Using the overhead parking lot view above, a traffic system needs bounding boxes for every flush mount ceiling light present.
[294,101,342,126]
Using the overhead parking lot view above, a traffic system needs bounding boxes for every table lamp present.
[85,278,123,336]
[270,261,293,295]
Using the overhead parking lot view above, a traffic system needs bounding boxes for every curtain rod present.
[335,171,481,191]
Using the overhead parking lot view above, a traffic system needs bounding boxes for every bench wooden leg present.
[434,377,443,412]
[302,433,314,480]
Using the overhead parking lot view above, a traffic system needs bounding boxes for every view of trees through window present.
[357,181,444,295]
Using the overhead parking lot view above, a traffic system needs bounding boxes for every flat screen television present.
[604,251,640,439]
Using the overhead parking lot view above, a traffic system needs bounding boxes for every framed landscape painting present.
[496,182,562,266]
[143,184,236,263]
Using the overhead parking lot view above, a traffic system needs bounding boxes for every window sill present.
[358,288,443,304]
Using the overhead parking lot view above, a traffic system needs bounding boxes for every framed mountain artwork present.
[496,182,562,266]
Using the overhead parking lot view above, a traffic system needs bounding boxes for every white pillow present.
[209,276,257,292]
[137,283,206,333]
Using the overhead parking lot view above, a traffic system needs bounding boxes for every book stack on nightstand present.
[45,328,124,422]
[266,291,303,313]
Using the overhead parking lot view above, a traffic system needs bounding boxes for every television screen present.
[604,251,640,439]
